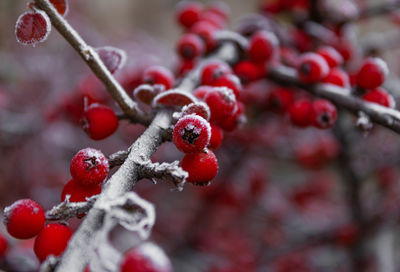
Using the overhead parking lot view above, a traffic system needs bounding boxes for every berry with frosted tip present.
[81,103,119,140]
[297,53,329,84]
[356,57,388,90]
[181,149,219,185]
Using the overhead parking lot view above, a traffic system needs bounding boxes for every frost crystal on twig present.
[45,195,98,221]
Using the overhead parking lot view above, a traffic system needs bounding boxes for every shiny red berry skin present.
[205,87,237,123]
[266,88,294,114]
[248,31,279,64]
[0,233,7,258]
[201,61,232,85]
[120,243,172,272]
[143,66,174,90]
[362,88,394,108]
[209,124,223,149]
[190,21,217,52]
[34,223,72,262]
[176,33,205,60]
[181,149,218,185]
[356,58,388,90]
[70,148,109,187]
[289,99,313,127]
[175,1,202,29]
[316,46,343,68]
[173,115,211,153]
[322,68,350,88]
[61,179,102,203]
[311,99,337,129]
[211,74,242,98]
[4,199,45,239]
[233,60,264,84]
[81,103,119,140]
[297,53,329,84]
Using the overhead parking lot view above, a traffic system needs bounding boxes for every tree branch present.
[45,196,97,221]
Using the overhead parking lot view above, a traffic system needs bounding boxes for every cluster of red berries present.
[3,199,72,262]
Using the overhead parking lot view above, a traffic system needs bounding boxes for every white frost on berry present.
[180,102,211,120]
[152,89,197,107]
[178,114,211,143]
[15,10,52,46]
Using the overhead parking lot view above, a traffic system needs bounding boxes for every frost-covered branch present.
[45,196,97,221]
[33,0,148,124]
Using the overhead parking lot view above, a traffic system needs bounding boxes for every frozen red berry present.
[201,61,232,85]
[208,124,224,149]
[322,68,350,88]
[181,149,219,185]
[61,179,102,203]
[4,199,45,239]
[70,148,109,187]
[120,243,172,272]
[205,87,237,123]
[190,21,217,52]
[176,33,205,60]
[248,31,279,64]
[180,102,210,121]
[193,86,213,100]
[211,74,242,98]
[34,223,72,262]
[204,2,230,21]
[316,46,343,68]
[15,11,51,46]
[289,99,313,127]
[362,87,395,108]
[297,53,329,84]
[142,66,175,90]
[173,115,211,153]
[175,1,203,29]
[81,103,119,140]
[233,60,264,84]
[311,99,337,129]
[49,0,69,16]
[266,88,294,114]
[356,58,388,89]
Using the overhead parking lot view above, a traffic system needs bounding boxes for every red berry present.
[297,53,329,83]
[142,66,174,90]
[120,243,172,272]
[175,1,202,29]
[70,148,109,186]
[4,199,45,239]
[176,33,205,60]
[81,103,119,140]
[233,60,264,84]
[198,11,226,29]
[15,11,51,46]
[176,59,196,76]
[193,86,213,100]
[362,87,394,108]
[173,115,211,153]
[356,58,388,89]
[322,68,350,88]
[211,74,242,98]
[49,0,69,16]
[201,61,232,85]
[0,233,7,258]
[180,102,210,121]
[61,179,102,203]
[289,99,313,127]
[181,149,219,185]
[266,88,294,114]
[335,224,359,247]
[190,21,218,52]
[316,46,343,68]
[205,87,237,123]
[311,99,337,129]
[248,31,279,64]
[204,2,230,21]
[34,223,72,262]
[209,124,224,149]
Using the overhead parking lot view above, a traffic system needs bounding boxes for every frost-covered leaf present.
[96,46,127,74]
[15,11,51,46]
[50,0,69,16]
[133,84,164,105]
[153,89,196,107]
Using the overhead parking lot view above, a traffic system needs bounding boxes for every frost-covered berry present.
[205,87,237,123]
[190,21,217,52]
[297,53,329,83]
[248,31,279,64]
[311,99,337,129]
[362,88,395,108]
[356,57,388,89]
[193,86,213,100]
[120,243,172,272]
[211,74,242,98]
[61,179,102,203]
[208,124,224,150]
[70,148,109,187]
[181,149,218,185]
[180,102,210,121]
[266,87,294,114]
[322,68,350,88]
[200,61,232,85]
[176,33,205,60]
[142,66,175,90]
[49,0,69,16]
[15,11,51,46]
[173,115,211,153]
[34,223,72,262]
[316,46,343,68]
[4,199,45,239]
[175,1,203,29]
[81,103,119,140]
[233,60,264,84]
[289,99,313,127]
